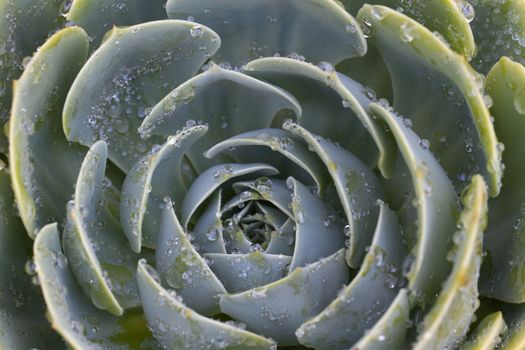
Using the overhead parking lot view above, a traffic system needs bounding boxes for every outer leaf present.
[470,0,525,73]
[296,201,407,349]
[370,102,458,304]
[343,0,476,59]
[62,141,152,316]
[357,4,502,196]
[67,0,168,49]
[461,312,506,350]
[220,249,350,346]
[136,259,276,349]
[34,223,154,349]
[10,26,88,237]
[0,0,64,151]
[166,0,366,66]
[140,64,302,172]
[0,169,62,349]
[156,204,226,316]
[414,175,488,350]
[120,124,207,253]
[62,20,220,172]
[350,289,410,350]
[480,57,525,303]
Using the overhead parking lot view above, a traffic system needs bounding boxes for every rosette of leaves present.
[3,0,525,349]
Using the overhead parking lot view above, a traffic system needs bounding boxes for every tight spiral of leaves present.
[2,0,525,349]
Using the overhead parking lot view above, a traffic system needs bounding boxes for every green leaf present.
[265,218,295,256]
[34,223,154,349]
[141,63,302,173]
[166,0,366,66]
[370,102,458,305]
[357,4,502,196]
[120,124,207,253]
[296,201,407,349]
[156,204,226,316]
[0,0,65,151]
[0,168,62,349]
[232,179,294,219]
[62,20,220,172]
[67,0,168,49]
[180,163,278,227]
[480,57,525,303]
[342,0,476,59]
[62,141,153,316]
[470,0,525,73]
[414,175,488,350]
[244,57,396,178]
[204,252,292,293]
[461,312,506,350]
[286,177,346,272]
[205,128,329,196]
[192,191,227,254]
[9,26,89,238]
[284,121,384,268]
[220,249,350,346]
[136,259,276,349]
[351,289,410,350]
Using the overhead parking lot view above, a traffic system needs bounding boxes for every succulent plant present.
[3,0,525,349]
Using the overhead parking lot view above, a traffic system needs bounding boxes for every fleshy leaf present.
[136,259,276,349]
[414,175,488,350]
[156,204,226,316]
[67,0,168,49]
[181,163,278,227]
[204,252,292,293]
[9,26,88,237]
[357,4,502,196]
[34,223,154,349]
[221,190,264,216]
[461,312,506,350]
[62,141,151,316]
[244,57,396,178]
[192,191,227,254]
[0,0,64,151]
[232,179,294,219]
[370,102,458,304]
[286,177,346,272]
[205,128,328,195]
[350,289,410,350]
[0,168,62,349]
[62,20,220,172]
[265,219,295,256]
[480,57,525,303]
[342,0,476,59]
[120,125,207,253]
[284,121,384,268]
[166,0,366,66]
[470,0,525,73]
[296,201,406,349]
[141,63,301,172]
[220,249,350,346]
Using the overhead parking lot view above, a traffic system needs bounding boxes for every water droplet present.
[457,1,475,23]
[190,25,204,38]
[360,17,373,38]
[317,61,334,73]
